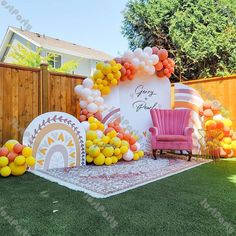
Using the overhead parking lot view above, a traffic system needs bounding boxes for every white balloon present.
[134,48,142,57]
[140,52,149,60]
[81,121,90,131]
[144,47,153,55]
[87,96,94,103]
[96,130,104,138]
[148,66,155,75]
[74,85,83,95]
[140,61,146,68]
[98,105,105,112]
[123,149,134,161]
[124,49,133,59]
[94,97,104,105]
[131,58,140,68]
[151,54,159,64]
[87,103,98,114]
[92,90,101,97]
[82,78,94,89]
[81,88,92,99]
[80,100,88,109]
[135,142,141,151]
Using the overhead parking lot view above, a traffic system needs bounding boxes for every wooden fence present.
[0,62,236,146]
[171,74,236,130]
[0,63,85,145]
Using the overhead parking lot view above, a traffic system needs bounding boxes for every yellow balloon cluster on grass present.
[92,60,122,96]
[0,140,36,177]
[85,117,144,166]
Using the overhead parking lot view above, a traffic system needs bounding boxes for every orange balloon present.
[117,133,124,139]
[158,49,168,61]
[155,62,163,71]
[156,70,165,78]
[123,133,131,142]
[130,145,137,152]
[129,136,136,145]
[79,115,87,122]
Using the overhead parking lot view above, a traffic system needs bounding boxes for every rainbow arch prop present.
[23,112,86,170]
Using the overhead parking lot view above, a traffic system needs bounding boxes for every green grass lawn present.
[1,159,236,236]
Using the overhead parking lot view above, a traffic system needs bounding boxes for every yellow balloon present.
[121,140,129,147]
[111,79,118,86]
[4,140,19,152]
[110,137,121,148]
[86,131,98,141]
[112,65,119,73]
[102,64,112,75]
[222,119,232,127]
[133,153,140,161]
[94,153,105,165]
[222,137,232,144]
[14,155,26,166]
[114,148,121,156]
[88,117,96,123]
[86,140,93,148]
[90,123,98,130]
[231,140,236,150]
[105,157,112,166]
[111,156,118,164]
[107,73,114,80]
[120,146,128,154]
[88,145,101,158]
[9,162,27,176]
[98,123,105,131]
[107,130,117,138]
[138,150,144,157]
[25,156,36,167]
[86,155,93,163]
[0,166,11,177]
[102,136,110,144]
[101,86,111,96]
[22,147,32,158]
[0,157,9,167]
[102,146,114,157]
[96,62,104,70]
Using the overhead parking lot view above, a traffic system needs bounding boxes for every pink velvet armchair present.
[149,109,194,161]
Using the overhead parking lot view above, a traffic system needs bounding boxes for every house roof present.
[0,26,113,61]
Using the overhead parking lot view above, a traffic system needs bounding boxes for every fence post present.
[40,62,49,113]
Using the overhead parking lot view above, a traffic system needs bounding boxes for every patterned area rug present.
[31,156,210,198]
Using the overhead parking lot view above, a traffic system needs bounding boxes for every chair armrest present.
[149,127,158,136]
[184,127,194,136]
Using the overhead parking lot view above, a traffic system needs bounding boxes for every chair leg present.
[180,150,183,155]
[152,149,157,160]
[187,151,192,161]
[160,149,163,156]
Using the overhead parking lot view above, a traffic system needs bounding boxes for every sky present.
[0,0,129,56]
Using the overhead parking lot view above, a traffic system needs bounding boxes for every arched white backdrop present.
[103,74,171,154]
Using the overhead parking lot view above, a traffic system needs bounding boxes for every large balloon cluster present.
[75,78,106,122]
[89,46,175,96]
[0,140,36,177]
[200,101,236,158]
[74,46,174,166]
[92,60,122,96]
[82,117,144,165]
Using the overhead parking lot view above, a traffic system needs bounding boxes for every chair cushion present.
[156,135,187,141]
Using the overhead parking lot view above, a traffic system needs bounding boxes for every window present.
[47,52,62,68]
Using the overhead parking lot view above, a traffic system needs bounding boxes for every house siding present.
[3,33,99,77]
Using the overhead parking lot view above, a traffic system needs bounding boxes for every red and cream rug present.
[30,156,210,198]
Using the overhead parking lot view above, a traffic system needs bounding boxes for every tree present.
[6,43,78,74]
[122,0,236,81]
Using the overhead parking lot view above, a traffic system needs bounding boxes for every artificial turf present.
[0,159,236,236]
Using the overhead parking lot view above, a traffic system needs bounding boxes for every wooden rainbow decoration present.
[23,112,86,170]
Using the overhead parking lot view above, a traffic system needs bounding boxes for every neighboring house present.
[0,26,112,76]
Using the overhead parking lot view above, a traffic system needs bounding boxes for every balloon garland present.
[199,101,236,158]
[75,46,175,165]
[0,140,36,177]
